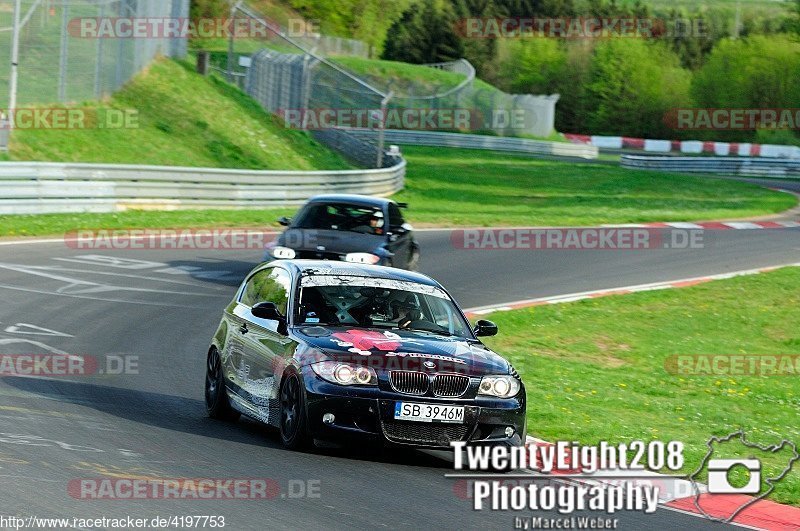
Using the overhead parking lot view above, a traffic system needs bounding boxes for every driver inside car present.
[392,294,423,329]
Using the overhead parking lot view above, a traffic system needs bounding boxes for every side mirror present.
[252,301,284,321]
[277,217,291,227]
[473,320,498,337]
[252,302,288,335]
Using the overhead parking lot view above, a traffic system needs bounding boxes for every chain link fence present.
[225,2,559,167]
[228,3,393,169]
[0,0,188,109]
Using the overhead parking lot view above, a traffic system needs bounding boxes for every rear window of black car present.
[294,203,385,235]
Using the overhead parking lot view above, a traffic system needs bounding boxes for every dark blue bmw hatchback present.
[205,260,526,451]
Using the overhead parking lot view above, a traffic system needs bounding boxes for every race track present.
[0,217,798,529]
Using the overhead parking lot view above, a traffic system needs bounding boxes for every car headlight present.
[478,375,520,398]
[310,361,378,386]
[272,246,296,259]
[344,253,380,264]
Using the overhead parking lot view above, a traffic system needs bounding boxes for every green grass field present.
[334,56,469,96]
[0,146,794,237]
[5,58,352,171]
[481,266,800,506]
[393,146,796,226]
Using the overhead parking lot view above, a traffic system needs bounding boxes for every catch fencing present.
[229,3,390,168]
[0,0,188,108]
[388,60,559,138]
[345,129,598,159]
[227,3,559,160]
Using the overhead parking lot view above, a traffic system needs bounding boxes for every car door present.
[234,266,293,422]
[387,202,412,268]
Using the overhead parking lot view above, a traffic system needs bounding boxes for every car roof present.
[306,194,396,208]
[271,260,441,287]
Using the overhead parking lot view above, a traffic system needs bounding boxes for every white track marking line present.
[0,283,207,308]
[464,262,800,314]
[3,323,73,337]
[0,263,221,297]
[34,266,231,289]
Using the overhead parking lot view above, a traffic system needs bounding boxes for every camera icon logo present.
[707,458,761,494]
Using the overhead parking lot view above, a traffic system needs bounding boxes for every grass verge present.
[481,267,800,506]
[6,58,352,171]
[0,147,795,237]
[393,147,796,226]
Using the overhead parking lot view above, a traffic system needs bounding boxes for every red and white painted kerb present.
[564,134,800,159]
[464,263,800,317]
[611,220,800,230]
[523,436,800,530]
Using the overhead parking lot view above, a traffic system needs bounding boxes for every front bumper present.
[301,367,526,449]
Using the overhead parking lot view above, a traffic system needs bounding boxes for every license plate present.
[394,402,465,423]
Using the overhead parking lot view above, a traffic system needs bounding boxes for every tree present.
[382,0,464,63]
[692,36,800,109]
[584,40,692,137]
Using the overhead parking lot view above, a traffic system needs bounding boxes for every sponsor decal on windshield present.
[300,276,450,299]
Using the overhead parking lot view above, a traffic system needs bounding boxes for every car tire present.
[205,347,240,422]
[279,372,310,450]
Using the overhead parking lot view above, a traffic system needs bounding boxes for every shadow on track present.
[165,258,256,287]
[1,376,451,470]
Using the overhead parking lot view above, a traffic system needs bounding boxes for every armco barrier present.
[0,159,406,215]
[344,129,598,159]
[621,155,800,178]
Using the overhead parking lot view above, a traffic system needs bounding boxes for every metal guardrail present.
[344,129,598,159]
[621,155,800,178]
[0,159,406,215]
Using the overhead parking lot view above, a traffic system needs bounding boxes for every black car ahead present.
[205,260,526,450]
[264,194,420,271]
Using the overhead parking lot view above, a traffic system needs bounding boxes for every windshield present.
[293,203,386,235]
[297,276,473,338]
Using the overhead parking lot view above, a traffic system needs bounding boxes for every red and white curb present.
[564,134,800,159]
[610,221,800,230]
[523,436,800,530]
[416,220,800,233]
[464,263,800,318]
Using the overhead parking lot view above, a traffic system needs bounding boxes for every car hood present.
[292,326,511,377]
[279,229,386,254]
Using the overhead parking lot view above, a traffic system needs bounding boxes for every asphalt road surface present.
[0,221,798,529]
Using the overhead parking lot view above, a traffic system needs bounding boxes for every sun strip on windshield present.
[300,275,450,299]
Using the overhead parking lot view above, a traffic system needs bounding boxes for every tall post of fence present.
[58,0,69,102]
[228,1,243,83]
[7,0,23,135]
[94,4,106,98]
[377,91,393,168]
